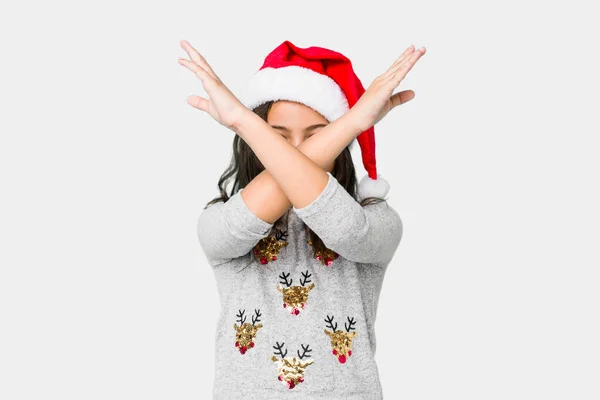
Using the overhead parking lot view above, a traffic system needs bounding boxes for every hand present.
[350,45,426,132]
[178,40,249,130]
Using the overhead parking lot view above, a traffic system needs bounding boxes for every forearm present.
[233,110,363,223]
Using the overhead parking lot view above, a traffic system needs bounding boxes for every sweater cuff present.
[229,188,274,234]
[292,172,339,219]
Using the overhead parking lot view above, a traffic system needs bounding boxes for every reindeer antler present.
[236,309,246,325]
[279,271,293,287]
[300,270,312,286]
[275,228,288,241]
[297,343,312,359]
[273,341,288,358]
[252,309,262,325]
[345,316,357,332]
[324,315,338,332]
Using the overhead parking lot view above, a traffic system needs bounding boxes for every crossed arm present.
[233,108,362,224]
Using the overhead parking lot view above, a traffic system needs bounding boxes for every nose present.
[289,137,304,147]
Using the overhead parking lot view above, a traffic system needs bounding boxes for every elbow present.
[378,208,403,262]
[378,210,403,264]
[196,212,231,260]
[197,215,219,259]
[329,208,403,265]
[196,213,257,261]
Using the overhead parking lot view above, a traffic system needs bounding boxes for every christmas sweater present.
[197,171,403,400]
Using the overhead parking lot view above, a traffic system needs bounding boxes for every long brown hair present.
[204,100,386,259]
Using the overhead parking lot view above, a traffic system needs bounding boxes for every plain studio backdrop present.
[1,0,598,399]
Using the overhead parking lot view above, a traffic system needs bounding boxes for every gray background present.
[1,0,598,399]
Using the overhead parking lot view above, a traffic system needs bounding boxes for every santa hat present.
[239,40,390,201]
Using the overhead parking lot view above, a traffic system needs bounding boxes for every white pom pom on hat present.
[357,173,390,202]
[239,40,390,201]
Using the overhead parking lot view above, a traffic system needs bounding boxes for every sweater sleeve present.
[197,188,274,267]
[292,172,403,266]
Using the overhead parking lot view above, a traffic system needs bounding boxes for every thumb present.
[389,90,415,110]
[187,95,209,112]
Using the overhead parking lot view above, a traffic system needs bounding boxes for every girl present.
[179,40,426,399]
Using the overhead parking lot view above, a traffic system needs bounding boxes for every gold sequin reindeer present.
[277,270,315,315]
[324,315,357,364]
[271,341,314,389]
[253,228,288,264]
[233,309,262,355]
[307,239,339,266]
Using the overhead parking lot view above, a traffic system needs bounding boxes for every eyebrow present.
[270,123,327,132]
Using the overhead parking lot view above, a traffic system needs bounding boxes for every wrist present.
[342,110,369,137]
[230,107,257,136]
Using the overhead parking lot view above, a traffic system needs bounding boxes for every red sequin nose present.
[338,354,346,363]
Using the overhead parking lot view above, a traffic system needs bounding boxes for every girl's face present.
[267,100,329,148]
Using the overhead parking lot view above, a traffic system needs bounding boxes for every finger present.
[186,95,209,112]
[389,45,415,70]
[389,90,415,110]
[178,57,217,91]
[180,40,218,79]
[380,45,415,81]
[393,47,425,74]
[390,47,426,82]
[180,40,220,81]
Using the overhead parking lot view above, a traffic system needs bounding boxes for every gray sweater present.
[197,171,403,400]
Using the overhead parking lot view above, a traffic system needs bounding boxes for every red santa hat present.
[239,40,390,201]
